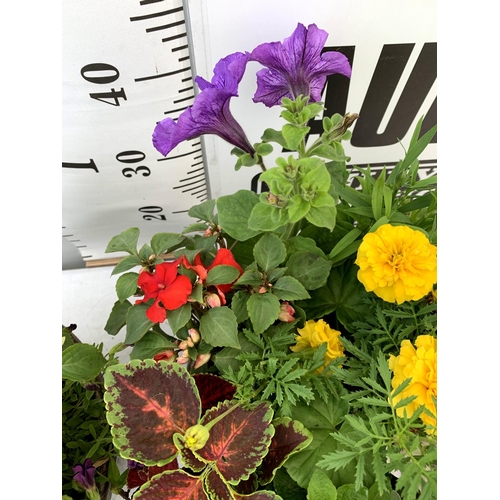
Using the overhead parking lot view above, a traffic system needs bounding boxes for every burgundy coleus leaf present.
[104,360,201,465]
[204,469,234,500]
[193,373,237,414]
[233,491,282,499]
[259,417,313,485]
[196,401,274,484]
[173,433,207,473]
[205,471,281,500]
[134,470,208,500]
[126,461,178,490]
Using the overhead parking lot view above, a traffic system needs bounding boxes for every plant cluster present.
[63,22,437,500]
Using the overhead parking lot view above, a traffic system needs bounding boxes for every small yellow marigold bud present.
[184,424,210,451]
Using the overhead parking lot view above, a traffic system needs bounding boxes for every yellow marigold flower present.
[355,224,437,304]
[388,335,437,433]
[290,319,344,368]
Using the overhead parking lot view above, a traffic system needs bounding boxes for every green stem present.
[257,156,267,172]
[280,222,297,240]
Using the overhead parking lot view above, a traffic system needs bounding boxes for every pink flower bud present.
[177,352,190,364]
[194,353,211,369]
[205,293,221,308]
[278,302,295,322]
[188,328,201,344]
[179,341,188,350]
[258,286,267,294]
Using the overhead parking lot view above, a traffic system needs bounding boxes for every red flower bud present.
[153,350,175,362]
[194,353,211,369]
[278,302,295,322]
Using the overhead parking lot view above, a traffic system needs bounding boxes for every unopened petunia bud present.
[205,293,221,308]
[188,328,201,344]
[278,302,295,322]
[194,353,211,369]
[258,286,267,294]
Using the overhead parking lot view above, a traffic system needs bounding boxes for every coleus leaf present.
[134,469,207,499]
[196,401,275,484]
[204,469,234,500]
[126,462,178,490]
[173,433,207,473]
[104,360,201,465]
[205,469,281,500]
[259,417,313,485]
[193,374,237,414]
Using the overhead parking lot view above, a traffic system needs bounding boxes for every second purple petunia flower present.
[153,52,255,157]
[250,23,352,108]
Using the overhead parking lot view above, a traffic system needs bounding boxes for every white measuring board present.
[62,0,437,263]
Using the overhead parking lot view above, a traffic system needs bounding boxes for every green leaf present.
[371,168,386,220]
[188,199,216,222]
[236,269,264,286]
[273,276,310,300]
[247,292,281,333]
[206,265,241,286]
[254,233,287,271]
[255,142,274,156]
[282,124,310,150]
[199,307,240,349]
[328,228,361,260]
[337,484,368,500]
[217,190,261,241]
[105,300,133,336]
[62,344,106,382]
[116,272,139,303]
[307,469,337,500]
[261,128,288,148]
[105,228,140,255]
[129,331,178,360]
[285,391,349,488]
[249,203,288,232]
[305,205,337,231]
[111,254,142,276]
[104,360,201,465]
[151,232,183,255]
[286,251,332,290]
[231,291,251,323]
[166,303,192,334]
[288,195,311,223]
[124,304,154,344]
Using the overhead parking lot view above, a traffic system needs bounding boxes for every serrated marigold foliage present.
[355,224,437,304]
[290,319,344,368]
[389,335,437,433]
[136,258,192,323]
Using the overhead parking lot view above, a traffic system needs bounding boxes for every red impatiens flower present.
[136,258,193,323]
[182,248,243,305]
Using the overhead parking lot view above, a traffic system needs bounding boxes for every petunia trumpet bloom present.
[250,23,352,107]
[73,458,99,498]
[153,52,255,157]
[136,258,193,323]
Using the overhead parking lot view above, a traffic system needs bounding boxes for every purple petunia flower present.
[250,23,352,108]
[72,458,96,491]
[153,52,255,157]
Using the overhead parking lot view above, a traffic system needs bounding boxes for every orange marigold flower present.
[388,334,437,433]
[355,224,437,304]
